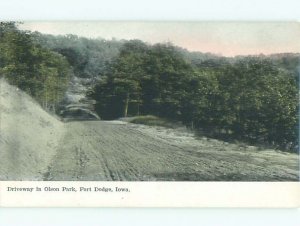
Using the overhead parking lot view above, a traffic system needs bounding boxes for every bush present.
[129,115,181,128]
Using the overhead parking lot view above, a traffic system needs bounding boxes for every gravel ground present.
[45,120,299,181]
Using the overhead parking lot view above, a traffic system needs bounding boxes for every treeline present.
[1,23,298,151]
[0,22,71,111]
[89,40,299,151]
[31,32,123,79]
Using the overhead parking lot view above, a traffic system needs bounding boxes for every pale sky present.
[19,22,300,57]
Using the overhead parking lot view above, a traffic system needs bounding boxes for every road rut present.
[44,120,299,181]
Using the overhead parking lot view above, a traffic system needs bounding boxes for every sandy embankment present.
[0,79,64,180]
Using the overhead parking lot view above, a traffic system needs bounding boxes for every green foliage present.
[0,22,71,111]
[2,23,297,150]
[90,41,299,151]
[129,115,181,128]
[89,41,195,120]
[204,58,298,149]
[31,32,123,78]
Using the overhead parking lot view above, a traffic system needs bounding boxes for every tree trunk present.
[124,92,129,117]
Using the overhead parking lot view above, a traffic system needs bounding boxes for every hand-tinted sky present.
[19,22,300,56]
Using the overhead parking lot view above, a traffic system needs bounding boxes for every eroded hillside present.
[0,79,64,180]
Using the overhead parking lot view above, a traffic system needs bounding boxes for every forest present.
[0,22,71,111]
[0,22,299,151]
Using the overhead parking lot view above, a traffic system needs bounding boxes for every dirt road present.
[44,120,299,181]
[1,79,297,181]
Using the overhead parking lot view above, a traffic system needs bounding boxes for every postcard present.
[0,21,299,207]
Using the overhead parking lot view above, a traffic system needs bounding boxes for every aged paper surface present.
[0,182,299,207]
[0,21,299,207]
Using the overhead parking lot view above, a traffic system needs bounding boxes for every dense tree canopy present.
[31,32,123,78]
[89,41,299,151]
[0,22,71,111]
[1,23,298,151]
[89,41,196,120]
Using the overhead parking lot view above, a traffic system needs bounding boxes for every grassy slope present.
[128,115,183,129]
